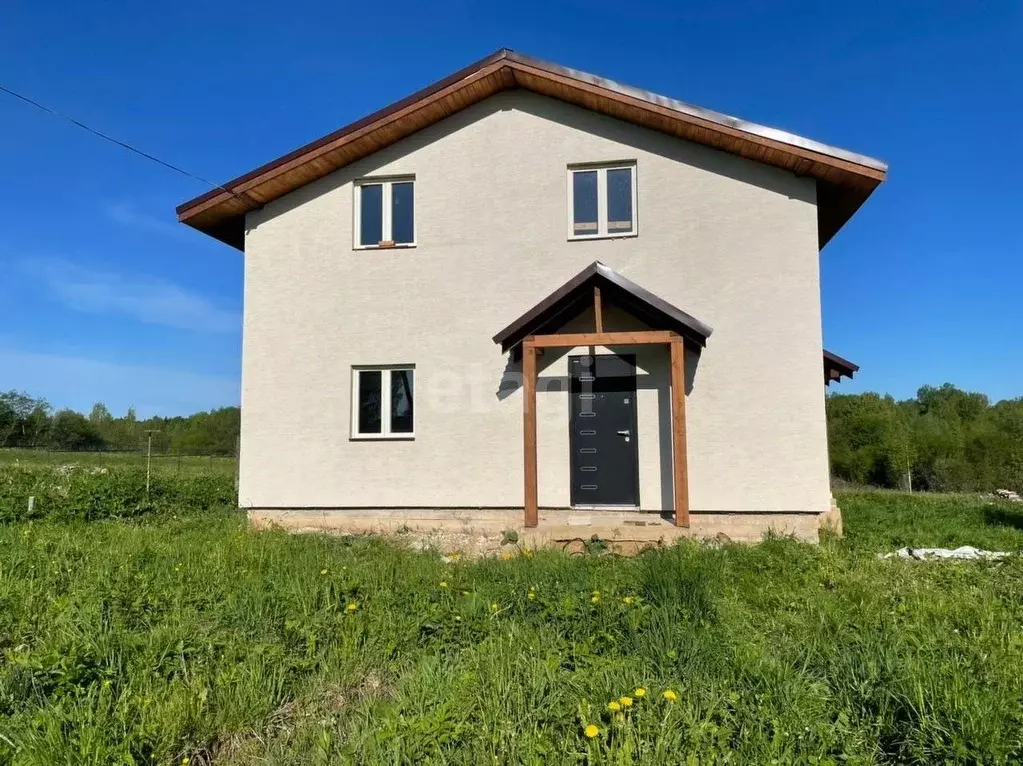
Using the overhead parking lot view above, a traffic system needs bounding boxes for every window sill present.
[568,232,639,242]
[350,434,416,441]
[353,244,417,251]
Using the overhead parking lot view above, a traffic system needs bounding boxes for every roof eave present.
[177,48,887,252]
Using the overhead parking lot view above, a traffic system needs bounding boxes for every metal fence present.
[0,447,238,477]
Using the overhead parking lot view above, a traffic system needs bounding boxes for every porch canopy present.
[824,350,859,385]
[493,262,712,529]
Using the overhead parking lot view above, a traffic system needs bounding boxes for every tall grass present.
[0,468,1022,763]
[840,489,1023,552]
[0,448,236,478]
[0,464,233,522]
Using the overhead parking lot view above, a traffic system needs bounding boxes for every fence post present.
[144,429,160,499]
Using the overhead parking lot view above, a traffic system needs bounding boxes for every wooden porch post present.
[522,337,539,527]
[669,335,690,527]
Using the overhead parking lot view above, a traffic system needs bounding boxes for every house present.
[177,49,884,544]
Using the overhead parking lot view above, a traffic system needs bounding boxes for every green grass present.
[841,489,1023,553]
[1,471,1022,764]
[0,448,236,477]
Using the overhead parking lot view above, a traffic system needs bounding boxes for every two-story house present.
[177,50,883,543]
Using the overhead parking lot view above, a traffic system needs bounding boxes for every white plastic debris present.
[879,546,1010,561]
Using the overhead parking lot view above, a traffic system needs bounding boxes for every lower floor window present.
[353,366,414,438]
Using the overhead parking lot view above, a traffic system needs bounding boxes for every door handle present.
[616,429,631,436]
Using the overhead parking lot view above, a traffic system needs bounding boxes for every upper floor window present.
[568,163,637,240]
[355,177,415,248]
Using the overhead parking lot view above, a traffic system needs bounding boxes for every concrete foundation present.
[819,497,844,537]
[248,508,822,552]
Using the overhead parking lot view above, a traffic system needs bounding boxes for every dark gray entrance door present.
[569,354,639,507]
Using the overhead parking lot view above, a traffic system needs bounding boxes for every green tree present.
[48,410,104,450]
[827,393,913,487]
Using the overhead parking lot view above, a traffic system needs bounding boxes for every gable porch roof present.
[176,48,887,251]
[492,261,713,352]
[824,349,859,385]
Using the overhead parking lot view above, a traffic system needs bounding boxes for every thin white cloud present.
[105,202,187,238]
[24,258,239,333]
[0,347,238,417]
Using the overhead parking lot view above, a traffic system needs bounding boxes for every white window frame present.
[566,162,638,241]
[354,176,416,249]
[351,365,415,440]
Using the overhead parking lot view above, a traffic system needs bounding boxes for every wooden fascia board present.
[177,50,886,249]
[181,60,511,222]
[506,60,886,185]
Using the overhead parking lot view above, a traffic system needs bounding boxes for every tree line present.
[0,391,239,456]
[828,384,1023,493]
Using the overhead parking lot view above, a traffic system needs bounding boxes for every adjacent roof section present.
[824,350,859,385]
[492,261,713,352]
[177,48,887,251]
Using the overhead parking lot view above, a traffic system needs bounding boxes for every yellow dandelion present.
[619,696,633,708]
[607,700,621,712]
[584,724,599,738]
[319,569,328,575]
[634,687,646,698]
[622,596,634,605]
[663,689,678,703]
[591,594,600,604]
[490,602,500,613]
[182,759,190,766]
[439,581,449,588]
[527,591,536,601]
[346,602,359,613]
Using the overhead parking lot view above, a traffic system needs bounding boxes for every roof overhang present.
[824,350,859,385]
[177,48,887,252]
[492,261,713,353]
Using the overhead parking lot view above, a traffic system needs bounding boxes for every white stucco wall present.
[240,90,830,513]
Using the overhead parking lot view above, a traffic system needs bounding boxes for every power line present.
[0,82,244,200]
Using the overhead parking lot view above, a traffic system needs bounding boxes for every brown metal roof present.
[824,349,859,385]
[177,48,887,251]
[492,261,713,352]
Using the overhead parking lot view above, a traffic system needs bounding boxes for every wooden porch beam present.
[529,330,678,348]
[593,287,603,333]
[522,337,539,527]
[669,336,690,527]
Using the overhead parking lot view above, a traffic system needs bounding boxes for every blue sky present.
[1,1,1020,416]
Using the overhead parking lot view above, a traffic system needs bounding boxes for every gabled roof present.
[177,49,887,251]
[492,261,713,352]
[824,350,859,385]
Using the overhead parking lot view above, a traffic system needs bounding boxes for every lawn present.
[0,448,236,478]
[1,468,1022,763]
